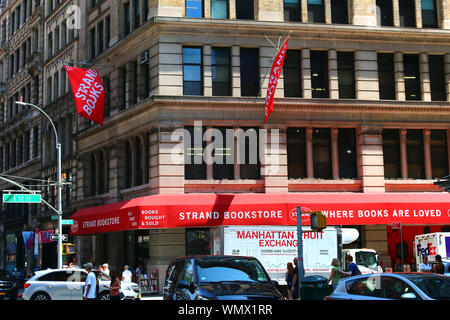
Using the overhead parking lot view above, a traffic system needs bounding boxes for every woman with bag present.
[108,272,122,301]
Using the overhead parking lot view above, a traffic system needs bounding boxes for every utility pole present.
[296,206,305,300]
[15,101,63,269]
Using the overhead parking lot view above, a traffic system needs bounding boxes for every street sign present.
[51,234,68,242]
[51,215,59,221]
[3,193,41,203]
[61,219,73,225]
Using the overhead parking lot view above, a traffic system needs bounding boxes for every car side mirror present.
[272,280,279,287]
[401,293,417,300]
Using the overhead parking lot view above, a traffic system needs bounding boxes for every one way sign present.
[50,234,68,242]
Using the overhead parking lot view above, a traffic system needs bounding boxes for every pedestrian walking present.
[285,262,294,300]
[135,264,144,283]
[291,257,299,299]
[419,255,432,273]
[328,258,344,291]
[102,263,110,276]
[342,255,362,277]
[122,265,133,283]
[107,271,122,301]
[433,255,445,274]
[83,263,97,300]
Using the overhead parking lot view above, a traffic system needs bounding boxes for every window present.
[428,55,446,101]
[407,130,424,179]
[421,0,437,28]
[33,126,39,158]
[287,128,306,179]
[213,127,234,180]
[283,50,302,97]
[308,0,325,23]
[240,48,259,97]
[185,126,207,180]
[399,0,416,27]
[183,259,195,283]
[211,0,228,19]
[236,0,254,20]
[430,130,448,179]
[135,137,143,186]
[186,0,203,17]
[132,61,138,104]
[383,277,417,299]
[331,0,348,24]
[134,0,141,30]
[97,20,104,54]
[90,154,96,196]
[186,229,211,255]
[98,151,105,194]
[105,16,110,49]
[377,53,396,100]
[125,141,132,188]
[346,276,383,298]
[103,77,111,117]
[239,128,260,180]
[310,51,329,98]
[90,28,96,58]
[55,26,60,53]
[383,129,401,178]
[284,0,301,22]
[313,128,331,179]
[338,128,357,179]
[403,54,421,100]
[337,52,355,99]
[183,47,203,96]
[47,31,53,59]
[124,2,131,36]
[211,47,231,96]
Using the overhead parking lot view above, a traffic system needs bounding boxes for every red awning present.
[69,192,450,235]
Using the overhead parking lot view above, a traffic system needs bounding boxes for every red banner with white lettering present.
[65,66,105,126]
[265,36,289,123]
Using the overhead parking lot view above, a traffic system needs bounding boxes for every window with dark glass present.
[399,0,416,27]
[284,0,301,22]
[212,47,231,96]
[383,129,401,178]
[103,77,111,117]
[377,53,396,100]
[33,126,38,158]
[331,0,348,24]
[90,28,96,58]
[240,128,260,180]
[186,229,211,255]
[421,0,437,28]
[240,48,259,97]
[407,130,424,179]
[125,141,132,188]
[338,128,357,179]
[185,126,207,180]
[105,16,111,48]
[98,151,105,194]
[284,50,302,97]
[183,47,203,96]
[308,0,325,23]
[211,0,228,19]
[132,61,138,104]
[90,154,96,196]
[119,67,126,109]
[134,0,141,30]
[430,130,448,179]
[310,51,329,98]
[97,20,104,54]
[287,128,306,179]
[428,55,446,101]
[186,0,204,17]
[403,54,421,100]
[213,127,234,180]
[337,52,355,99]
[135,137,143,186]
[236,0,254,19]
[124,2,131,36]
[313,128,332,179]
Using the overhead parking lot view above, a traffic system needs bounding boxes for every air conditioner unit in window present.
[140,50,149,64]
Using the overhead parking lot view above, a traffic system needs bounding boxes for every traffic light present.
[310,211,327,232]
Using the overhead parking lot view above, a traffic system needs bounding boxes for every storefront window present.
[186,229,211,255]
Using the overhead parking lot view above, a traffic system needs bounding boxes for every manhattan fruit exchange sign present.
[70,193,450,235]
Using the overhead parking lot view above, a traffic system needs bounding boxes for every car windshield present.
[355,252,378,269]
[195,257,270,284]
[403,274,450,299]
[0,270,12,281]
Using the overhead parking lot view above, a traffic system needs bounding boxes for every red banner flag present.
[264,36,289,123]
[65,66,105,126]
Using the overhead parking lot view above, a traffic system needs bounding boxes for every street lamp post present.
[15,101,63,269]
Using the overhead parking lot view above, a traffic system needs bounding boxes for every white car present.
[22,268,141,300]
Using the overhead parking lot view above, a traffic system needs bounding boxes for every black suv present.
[163,255,283,300]
[0,270,18,300]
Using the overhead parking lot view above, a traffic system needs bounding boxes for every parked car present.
[325,273,450,300]
[0,270,18,300]
[163,255,284,300]
[22,268,141,300]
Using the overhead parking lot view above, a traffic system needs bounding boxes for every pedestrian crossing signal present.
[310,211,327,232]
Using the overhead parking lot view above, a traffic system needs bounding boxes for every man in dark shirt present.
[344,255,361,276]
[291,257,299,299]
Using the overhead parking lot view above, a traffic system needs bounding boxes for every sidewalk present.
[140,293,163,300]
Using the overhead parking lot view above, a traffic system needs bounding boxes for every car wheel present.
[31,292,51,301]
[98,292,110,300]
